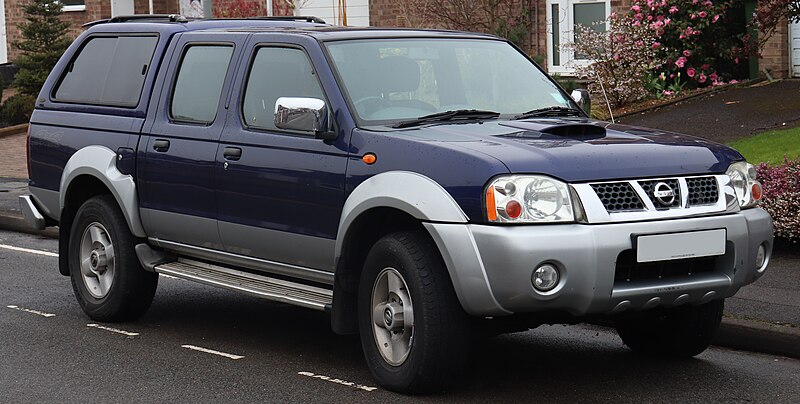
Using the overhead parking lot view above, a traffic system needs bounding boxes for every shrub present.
[1,94,36,126]
[756,158,800,242]
[213,0,267,18]
[13,0,71,96]
[571,0,749,106]
[571,13,662,107]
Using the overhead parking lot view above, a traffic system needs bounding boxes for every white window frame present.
[62,1,87,12]
[546,0,610,75]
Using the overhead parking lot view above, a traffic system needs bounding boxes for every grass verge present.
[727,126,800,164]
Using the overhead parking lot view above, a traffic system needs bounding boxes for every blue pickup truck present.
[21,15,773,393]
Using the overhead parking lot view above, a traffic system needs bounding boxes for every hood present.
[398,118,743,182]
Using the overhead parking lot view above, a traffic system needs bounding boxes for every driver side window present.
[242,47,325,131]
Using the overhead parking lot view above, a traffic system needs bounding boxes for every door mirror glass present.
[275,97,333,139]
[571,89,591,115]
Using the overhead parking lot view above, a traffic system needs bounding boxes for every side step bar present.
[154,258,332,311]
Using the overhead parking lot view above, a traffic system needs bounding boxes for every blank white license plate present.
[636,229,726,263]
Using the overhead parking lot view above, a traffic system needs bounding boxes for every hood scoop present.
[500,120,607,140]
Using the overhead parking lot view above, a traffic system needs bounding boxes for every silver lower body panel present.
[426,208,773,317]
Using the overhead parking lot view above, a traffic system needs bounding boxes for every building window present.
[62,0,86,12]
[547,0,610,75]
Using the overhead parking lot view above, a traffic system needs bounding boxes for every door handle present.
[223,147,242,161]
[153,139,170,152]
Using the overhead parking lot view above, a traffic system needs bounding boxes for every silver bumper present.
[426,208,773,317]
[19,195,47,230]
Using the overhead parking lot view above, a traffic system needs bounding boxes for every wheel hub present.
[89,249,107,274]
[376,302,404,332]
[370,267,414,366]
[79,222,115,299]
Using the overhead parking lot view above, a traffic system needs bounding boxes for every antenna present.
[594,70,615,123]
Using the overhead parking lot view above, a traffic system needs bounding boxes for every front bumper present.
[425,208,773,317]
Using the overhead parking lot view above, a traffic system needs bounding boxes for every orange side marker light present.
[362,153,377,165]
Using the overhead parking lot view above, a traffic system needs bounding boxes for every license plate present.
[636,229,726,263]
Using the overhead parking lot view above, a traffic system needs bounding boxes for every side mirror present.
[275,97,336,140]
[570,89,591,116]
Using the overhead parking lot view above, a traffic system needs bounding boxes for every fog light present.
[755,244,766,271]
[532,264,560,292]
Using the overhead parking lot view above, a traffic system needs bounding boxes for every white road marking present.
[297,371,378,392]
[7,305,56,317]
[0,244,58,257]
[86,323,140,337]
[181,344,244,360]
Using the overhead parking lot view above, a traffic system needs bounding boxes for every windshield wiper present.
[514,106,584,120]
[392,109,500,129]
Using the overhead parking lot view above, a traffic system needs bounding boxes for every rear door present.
[138,33,245,249]
[215,35,350,272]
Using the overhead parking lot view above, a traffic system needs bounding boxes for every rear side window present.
[171,45,234,124]
[54,35,158,107]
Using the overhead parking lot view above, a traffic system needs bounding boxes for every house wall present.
[297,0,369,26]
[368,0,631,69]
[760,17,790,79]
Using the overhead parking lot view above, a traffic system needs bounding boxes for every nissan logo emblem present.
[653,182,676,206]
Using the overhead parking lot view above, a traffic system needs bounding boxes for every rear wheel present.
[358,231,470,394]
[69,195,158,321]
[615,299,724,357]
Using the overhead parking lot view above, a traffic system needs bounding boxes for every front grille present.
[590,182,645,212]
[638,179,681,209]
[614,250,716,284]
[686,176,719,206]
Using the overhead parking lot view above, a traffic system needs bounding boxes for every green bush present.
[1,94,36,125]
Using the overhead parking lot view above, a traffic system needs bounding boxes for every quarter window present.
[54,36,158,107]
[242,47,325,131]
[171,45,234,124]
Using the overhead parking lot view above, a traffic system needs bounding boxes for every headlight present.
[485,175,576,223]
[726,161,763,209]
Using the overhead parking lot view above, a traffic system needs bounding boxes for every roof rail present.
[245,16,327,24]
[82,14,190,28]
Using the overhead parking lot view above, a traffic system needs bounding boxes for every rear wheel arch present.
[58,146,144,276]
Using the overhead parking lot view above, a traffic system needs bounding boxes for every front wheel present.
[358,231,470,394]
[69,195,158,321]
[615,299,724,357]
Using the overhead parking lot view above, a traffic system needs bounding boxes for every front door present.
[546,0,610,75]
[216,38,349,272]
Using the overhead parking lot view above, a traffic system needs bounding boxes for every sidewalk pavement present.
[1,126,798,359]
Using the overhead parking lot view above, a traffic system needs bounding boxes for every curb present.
[0,209,797,360]
[0,211,58,239]
[714,317,800,359]
[0,123,28,139]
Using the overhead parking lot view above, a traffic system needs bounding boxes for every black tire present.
[68,195,158,321]
[615,299,724,357]
[358,231,470,394]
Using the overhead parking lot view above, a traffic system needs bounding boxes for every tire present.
[615,299,724,357]
[358,231,470,394]
[68,195,158,322]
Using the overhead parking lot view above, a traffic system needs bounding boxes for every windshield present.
[324,38,575,126]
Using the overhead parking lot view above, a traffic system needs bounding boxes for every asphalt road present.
[1,229,799,402]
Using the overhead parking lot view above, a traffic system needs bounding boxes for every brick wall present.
[5,0,181,62]
[759,17,790,79]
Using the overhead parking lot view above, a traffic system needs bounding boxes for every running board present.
[154,258,332,311]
